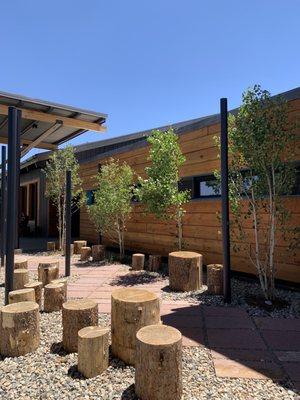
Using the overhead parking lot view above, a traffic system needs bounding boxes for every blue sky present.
[0,0,299,155]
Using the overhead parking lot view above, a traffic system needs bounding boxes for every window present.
[194,175,220,198]
[86,190,95,205]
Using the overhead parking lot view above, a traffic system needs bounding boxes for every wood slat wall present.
[79,99,300,283]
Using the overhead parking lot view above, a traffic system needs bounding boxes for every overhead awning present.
[0,91,107,157]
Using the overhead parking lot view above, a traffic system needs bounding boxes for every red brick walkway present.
[23,255,300,388]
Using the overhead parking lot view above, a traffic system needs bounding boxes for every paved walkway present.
[22,254,300,389]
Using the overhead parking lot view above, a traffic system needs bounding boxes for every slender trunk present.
[62,194,66,254]
[58,200,62,251]
[177,211,183,251]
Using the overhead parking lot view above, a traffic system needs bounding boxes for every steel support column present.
[15,113,21,249]
[1,146,7,267]
[65,170,71,276]
[220,98,231,303]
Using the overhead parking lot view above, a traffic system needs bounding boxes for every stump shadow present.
[67,364,85,380]
[50,341,68,356]
[110,271,164,287]
[121,384,137,400]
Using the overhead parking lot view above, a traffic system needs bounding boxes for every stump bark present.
[8,288,35,304]
[111,288,160,365]
[13,269,29,290]
[92,245,105,261]
[78,326,109,378]
[14,258,28,270]
[47,241,56,251]
[62,299,98,353]
[135,324,182,400]
[44,283,67,312]
[24,281,43,309]
[38,261,59,287]
[80,246,91,261]
[73,240,87,254]
[168,251,202,292]
[132,253,145,271]
[207,264,223,295]
[51,277,68,288]
[148,255,162,272]
[0,301,40,357]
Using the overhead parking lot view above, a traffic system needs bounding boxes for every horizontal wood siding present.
[79,99,300,283]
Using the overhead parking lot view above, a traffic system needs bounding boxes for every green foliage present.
[136,129,190,249]
[88,158,134,259]
[215,85,298,300]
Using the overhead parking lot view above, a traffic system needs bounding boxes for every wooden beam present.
[0,104,106,133]
[0,136,57,150]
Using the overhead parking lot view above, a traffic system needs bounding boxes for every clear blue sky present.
[0,0,299,153]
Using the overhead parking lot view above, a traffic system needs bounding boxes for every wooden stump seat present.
[78,326,109,378]
[38,261,59,287]
[51,277,68,288]
[73,240,87,255]
[168,251,202,292]
[135,324,182,400]
[207,264,223,295]
[0,301,40,357]
[111,288,160,365]
[62,299,98,353]
[80,246,91,261]
[13,269,29,290]
[92,244,105,261]
[44,283,67,312]
[8,288,35,304]
[148,255,162,272]
[132,253,145,271]
[14,258,28,270]
[47,241,56,251]
[24,281,43,309]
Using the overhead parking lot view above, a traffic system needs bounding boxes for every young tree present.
[43,146,84,251]
[215,85,298,301]
[136,129,190,250]
[88,159,134,260]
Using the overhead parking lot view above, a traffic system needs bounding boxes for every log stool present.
[13,269,29,290]
[80,246,91,261]
[148,255,162,272]
[51,277,68,288]
[47,241,56,251]
[111,288,160,365]
[74,240,87,254]
[8,288,35,304]
[78,326,109,378]
[44,283,67,312]
[135,324,182,400]
[14,258,28,270]
[207,264,223,295]
[169,251,202,291]
[38,261,59,287]
[0,301,40,357]
[132,253,145,271]
[24,281,43,309]
[92,244,105,261]
[62,299,98,353]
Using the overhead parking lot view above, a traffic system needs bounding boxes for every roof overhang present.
[0,91,107,157]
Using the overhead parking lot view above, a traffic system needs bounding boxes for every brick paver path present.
[22,254,300,388]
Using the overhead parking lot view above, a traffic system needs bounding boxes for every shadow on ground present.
[110,271,165,287]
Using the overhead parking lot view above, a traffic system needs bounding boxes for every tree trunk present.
[169,251,202,291]
[80,247,91,261]
[14,258,28,270]
[148,255,162,272]
[207,264,223,295]
[24,281,43,310]
[73,240,87,254]
[44,283,67,312]
[132,254,145,271]
[47,242,56,252]
[9,288,35,304]
[92,245,105,261]
[38,262,59,287]
[13,269,29,290]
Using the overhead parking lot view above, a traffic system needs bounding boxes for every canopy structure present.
[0,91,107,157]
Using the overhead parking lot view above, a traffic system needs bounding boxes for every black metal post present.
[15,112,21,249]
[220,98,231,303]
[1,146,7,267]
[5,107,20,304]
[65,170,71,277]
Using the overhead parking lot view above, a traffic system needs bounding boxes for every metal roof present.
[0,90,107,157]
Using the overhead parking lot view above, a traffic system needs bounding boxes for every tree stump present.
[80,246,91,261]
[74,240,87,254]
[47,241,56,251]
[51,277,68,289]
[135,324,182,400]
[13,269,29,290]
[14,258,28,270]
[207,264,223,295]
[62,299,98,353]
[24,281,43,310]
[132,253,145,271]
[111,288,160,365]
[0,301,40,357]
[148,255,162,272]
[38,261,59,287]
[168,251,202,292]
[78,326,109,378]
[62,244,74,256]
[44,283,67,312]
[8,288,35,304]
[92,245,105,261]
